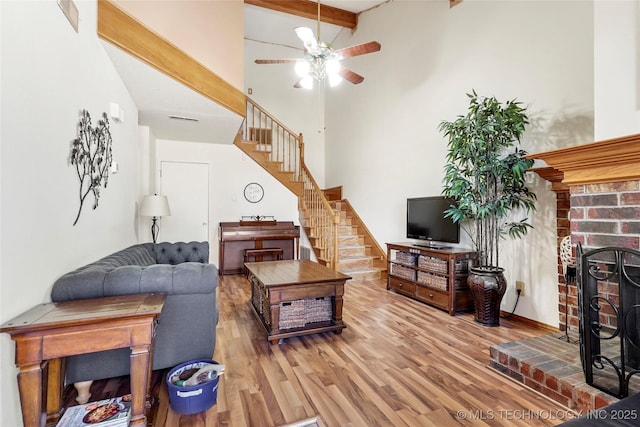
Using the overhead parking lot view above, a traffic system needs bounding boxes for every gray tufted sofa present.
[51,241,218,390]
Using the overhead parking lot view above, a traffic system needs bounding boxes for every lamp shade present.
[140,195,171,217]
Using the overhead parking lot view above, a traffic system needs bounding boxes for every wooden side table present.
[0,293,165,427]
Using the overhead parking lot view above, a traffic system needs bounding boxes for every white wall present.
[321,0,595,327]
[594,0,640,139]
[137,125,155,242]
[153,139,300,268]
[0,1,142,425]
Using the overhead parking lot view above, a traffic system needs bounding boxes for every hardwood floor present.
[67,274,576,426]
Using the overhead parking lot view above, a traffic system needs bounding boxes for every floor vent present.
[300,246,311,260]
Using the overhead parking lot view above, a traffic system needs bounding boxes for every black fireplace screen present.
[577,244,640,398]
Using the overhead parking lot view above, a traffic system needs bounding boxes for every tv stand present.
[386,242,476,315]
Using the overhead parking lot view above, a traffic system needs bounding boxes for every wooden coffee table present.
[245,260,351,344]
[0,293,165,427]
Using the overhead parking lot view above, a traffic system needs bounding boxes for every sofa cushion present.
[51,244,155,301]
[82,243,155,269]
[51,242,213,301]
[102,263,217,296]
[153,241,209,264]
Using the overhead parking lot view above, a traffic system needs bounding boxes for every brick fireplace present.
[541,179,640,337]
[490,133,640,411]
[531,133,640,334]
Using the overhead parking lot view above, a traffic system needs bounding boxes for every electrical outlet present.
[516,280,525,296]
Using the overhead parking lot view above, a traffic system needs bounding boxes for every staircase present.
[235,98,386,280]
[330,198,387,280]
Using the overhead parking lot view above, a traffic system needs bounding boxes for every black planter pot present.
[467,266,507,326]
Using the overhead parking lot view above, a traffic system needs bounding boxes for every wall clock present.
[244,182,264,203]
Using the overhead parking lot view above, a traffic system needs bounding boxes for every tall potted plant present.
[439,90,537,326]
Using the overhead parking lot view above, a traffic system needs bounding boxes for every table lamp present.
[140,194,171,243]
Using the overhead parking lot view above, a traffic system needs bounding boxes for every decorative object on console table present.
[240,215,276,226]
[439,90,537,326]
[70,110,113,226]
[140,194,171,243]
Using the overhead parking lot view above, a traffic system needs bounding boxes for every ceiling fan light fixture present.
[328,73,343,87]
[325,58,340,75]
[300,76,314,90]
[295,61,310,78]
[254,2,380,88]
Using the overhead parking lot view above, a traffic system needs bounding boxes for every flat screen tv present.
[406,196,460,247]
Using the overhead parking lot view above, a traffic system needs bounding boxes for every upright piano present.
[218,221,300,275]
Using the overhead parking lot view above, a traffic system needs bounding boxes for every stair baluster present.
[237,97,386,277]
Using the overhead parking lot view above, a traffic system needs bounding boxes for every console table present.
[0,293,165,427]
[246,260,350,344]
[387,243,476,315]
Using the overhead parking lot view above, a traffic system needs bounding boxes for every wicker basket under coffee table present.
[245,260,351,344]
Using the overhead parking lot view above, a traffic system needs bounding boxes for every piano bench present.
[244,248,284,275]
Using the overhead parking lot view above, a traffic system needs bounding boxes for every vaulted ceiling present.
[243,0,383,59]
[105,0,461,144]
[244,0,462,67]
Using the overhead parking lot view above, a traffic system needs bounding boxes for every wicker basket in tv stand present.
[386,242,476,315]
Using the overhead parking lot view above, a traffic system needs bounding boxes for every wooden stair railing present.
[300,165,339,268]
[238,98,339,269]
[243,98,302,182]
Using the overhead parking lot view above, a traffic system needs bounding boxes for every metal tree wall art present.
[70,110,113,225]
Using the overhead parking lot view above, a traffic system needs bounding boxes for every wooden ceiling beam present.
[244,0,358,29]
[98,0,246,117]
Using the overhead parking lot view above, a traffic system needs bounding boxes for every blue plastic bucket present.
[166,359,220,414]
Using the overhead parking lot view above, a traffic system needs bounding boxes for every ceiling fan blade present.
[295,26,318,50]
[255,59,300,64]
[335,41,381,59]
[339,67,365,85]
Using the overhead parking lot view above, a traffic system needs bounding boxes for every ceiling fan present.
[254,1,381,89]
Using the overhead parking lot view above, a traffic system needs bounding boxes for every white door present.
[159,161,209,243]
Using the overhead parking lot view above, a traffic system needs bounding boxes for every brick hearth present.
[490,332,618,412]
